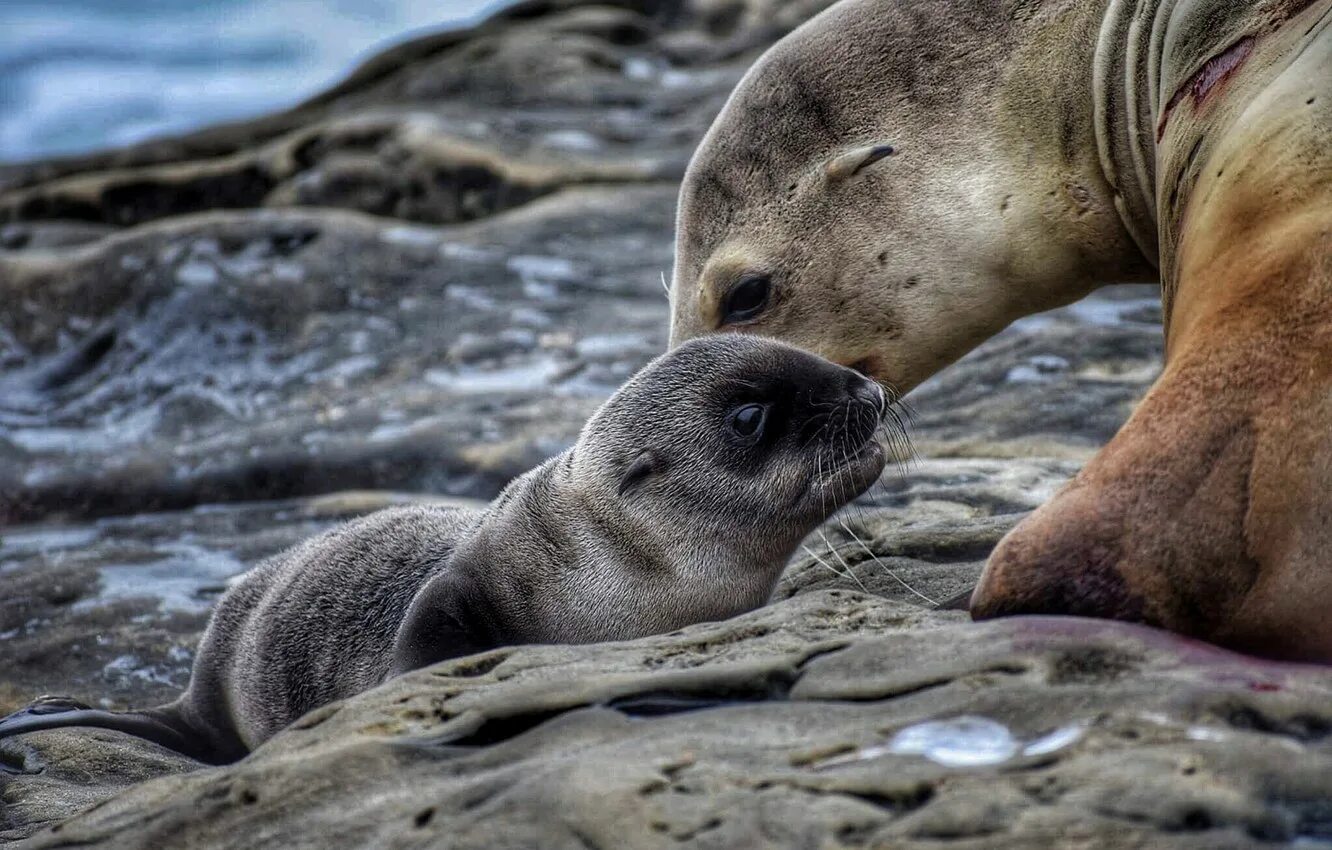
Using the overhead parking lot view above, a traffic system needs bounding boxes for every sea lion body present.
[671,0,1332,658]
[177,505,477,755]
[976,0,1332,658]
[0,336,890,761]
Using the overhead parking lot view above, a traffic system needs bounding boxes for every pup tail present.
[0,696,223,765]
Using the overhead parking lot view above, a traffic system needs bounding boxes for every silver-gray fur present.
[0,335,890,762]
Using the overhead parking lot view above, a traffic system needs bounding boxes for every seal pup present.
[0,335,891,762]
[670,0,1332,659]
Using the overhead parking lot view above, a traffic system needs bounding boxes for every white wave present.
[0,0,509,163]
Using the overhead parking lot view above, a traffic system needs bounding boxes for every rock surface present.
[0,0,1240,846]
[10,593,1332,848]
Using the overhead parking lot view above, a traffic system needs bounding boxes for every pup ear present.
[618,449,663,496]
[390,569,497,677]
[825,143,896,182]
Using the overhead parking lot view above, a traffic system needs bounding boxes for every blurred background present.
[0,0,499,162]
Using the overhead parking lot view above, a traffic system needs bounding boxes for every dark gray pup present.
[0,336,890,763]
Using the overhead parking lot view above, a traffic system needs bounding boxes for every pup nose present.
[844,370,883,409]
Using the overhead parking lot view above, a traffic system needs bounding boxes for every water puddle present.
[815,716,1085,770]
[425,357,563,395]
[73,542,249,614]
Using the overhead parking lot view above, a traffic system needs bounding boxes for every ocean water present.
[0,0,502,164]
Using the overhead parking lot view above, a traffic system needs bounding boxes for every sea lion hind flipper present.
[0,697,219,764]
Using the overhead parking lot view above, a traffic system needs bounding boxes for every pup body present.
[1,336,889,760]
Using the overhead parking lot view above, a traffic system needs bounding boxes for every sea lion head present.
[579,333,890,529]
[398,335,893,660]
[575,335,891,564]
[499,334,893,642]
[669,0,1151,393]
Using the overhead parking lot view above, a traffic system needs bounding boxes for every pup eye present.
[729,403,767,439]
[721,274,771,325]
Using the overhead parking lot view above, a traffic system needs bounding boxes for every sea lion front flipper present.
[0,695,216,763]
[389,569,499,678]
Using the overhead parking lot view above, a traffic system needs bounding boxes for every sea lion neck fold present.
[1092,0,1164,265]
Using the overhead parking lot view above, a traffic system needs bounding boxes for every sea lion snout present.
[847,373,888,446]
[789,363,887,450]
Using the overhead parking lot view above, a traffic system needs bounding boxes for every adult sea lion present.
[0,336,890,763]
[670,0,1332,659]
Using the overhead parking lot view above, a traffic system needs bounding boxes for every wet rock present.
[0,0,843,226]
[0,191,678,524]
[1,0,853,525]
[8,593,1332,848]
[0,0,1162,527]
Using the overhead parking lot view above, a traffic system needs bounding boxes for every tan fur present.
[674,0,1332,659]
[671,0,1156,394]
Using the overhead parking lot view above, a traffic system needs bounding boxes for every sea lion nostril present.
[852,378,882,409]
[842,370,882,410]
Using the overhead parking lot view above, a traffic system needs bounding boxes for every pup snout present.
[848,372,884,411]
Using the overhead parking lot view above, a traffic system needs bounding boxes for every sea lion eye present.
[721,274,771,325]
[729,403,767,439]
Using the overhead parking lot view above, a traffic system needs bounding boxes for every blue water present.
[0,0,501,164]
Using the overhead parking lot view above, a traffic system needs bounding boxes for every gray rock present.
[0,727,197,842]
[8,592,1332,848]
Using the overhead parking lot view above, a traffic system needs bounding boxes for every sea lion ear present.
[618,449,664,496]
[390,570,496,677]
[825,143,896,182]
